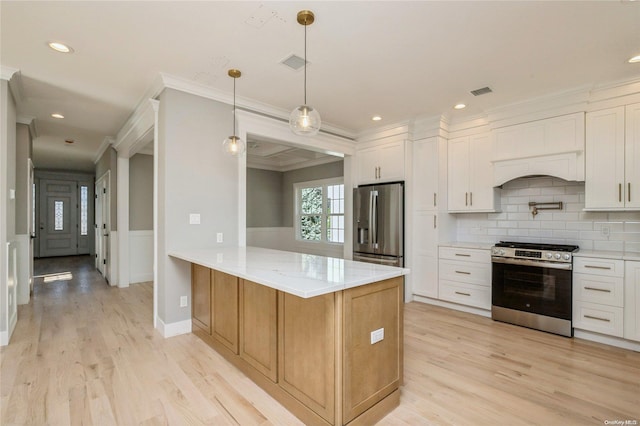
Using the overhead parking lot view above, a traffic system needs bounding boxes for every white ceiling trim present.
[0,66,18,81]
[93,137,114,164]
[248,154,342,173]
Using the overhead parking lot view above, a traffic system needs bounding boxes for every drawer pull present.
[455,291,471,296]
[584,315,610,322]
[455,270,471,275]
[584,286,611,293]
[584,265,612,270]
[455,253,471,257]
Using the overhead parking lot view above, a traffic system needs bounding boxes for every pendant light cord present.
[233,76,236,135]
[304,22,307,105]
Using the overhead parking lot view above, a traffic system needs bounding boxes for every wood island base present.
[191,264,404,426]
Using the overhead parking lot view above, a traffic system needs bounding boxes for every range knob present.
[492,247,499,255]
[554,253,561,260]
[499,249,505,256]
[546,252,553,259]
[563,254,571,261]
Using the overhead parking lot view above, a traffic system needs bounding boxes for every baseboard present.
[130,273,153,284]
[155,317,192,338]
[412,294,491,318]
[574,329,640,352]
[0,330,8,346]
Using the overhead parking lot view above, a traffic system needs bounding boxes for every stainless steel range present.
[491,241,579,337]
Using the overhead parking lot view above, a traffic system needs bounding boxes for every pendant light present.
[289,10,321,136]
[222,69,246,156]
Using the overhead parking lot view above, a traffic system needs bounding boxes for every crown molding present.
[16,116,37,139]
[94,137,114,164]
[356,121,411,144]
[248,155,342,173]
[158,72,355,140]
[0,66,19,81]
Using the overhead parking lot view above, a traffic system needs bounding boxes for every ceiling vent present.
[281,54,307,71]
[470,86,493,96]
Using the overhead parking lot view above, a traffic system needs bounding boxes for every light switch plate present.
[189,213,200,225]
[180,296,188,307]
[216,233,223,243]
[370,328,384,344]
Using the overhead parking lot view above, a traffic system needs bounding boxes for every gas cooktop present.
[493,241,579,253]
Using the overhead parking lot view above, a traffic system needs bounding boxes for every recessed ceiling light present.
[47,41,74,53]
[51,113,64,119]
[629,55,640,63]
[454,103,466,110]
[372,115,382,121]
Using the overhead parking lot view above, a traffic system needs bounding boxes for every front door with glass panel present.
[39,179,78,257]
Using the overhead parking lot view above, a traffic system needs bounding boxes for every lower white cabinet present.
[573,258,625,337]
[624,261,640,342]
[438,247,491,310]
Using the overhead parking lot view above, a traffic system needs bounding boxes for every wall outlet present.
[370,328,384,345]
[216,232,223,243]
[180,295,188,307]
[189,213,200,225]
[601,226,610,237]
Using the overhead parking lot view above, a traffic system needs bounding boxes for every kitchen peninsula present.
[169,247,409,426]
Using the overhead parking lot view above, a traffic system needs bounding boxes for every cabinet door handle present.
[584,314,610,323]
[455,291,471,296]
[629,183,631,202]
[584,265,612,270]
[584,286,611,293]
[455,270,471,275]
[433,215,437,229]
[455,253,471,257]
[619,183,622,203]
[434,193,437,207]
[470,192,473,206]
[465,192,468,206]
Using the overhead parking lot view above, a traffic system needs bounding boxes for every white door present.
[95,174,110,280]
[28,160,34,294]
[39,179,78,257]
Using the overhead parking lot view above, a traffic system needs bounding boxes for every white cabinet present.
[438,246,491,310]
[573,257,625,337]
[585,103,640,210]
[410,137,452,299]
[624,261,640,342]
[356,139,404,184]
[448,133,499,212]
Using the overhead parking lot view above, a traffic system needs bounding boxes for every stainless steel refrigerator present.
[353,182,404,267]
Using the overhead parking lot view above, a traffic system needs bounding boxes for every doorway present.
[95,171,110,281]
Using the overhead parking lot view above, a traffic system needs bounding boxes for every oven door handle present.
[491,257,573,270]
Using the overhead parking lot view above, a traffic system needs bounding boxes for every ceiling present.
[2,1,639,172]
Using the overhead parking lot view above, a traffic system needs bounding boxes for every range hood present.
[491,150,584,187]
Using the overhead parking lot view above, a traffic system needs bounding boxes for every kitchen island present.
[169,247,409,426]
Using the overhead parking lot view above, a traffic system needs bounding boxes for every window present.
[295,178,344,244]
[54,200,64,230]
[80,185,88,236]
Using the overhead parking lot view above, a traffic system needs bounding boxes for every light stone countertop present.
[169,246,410,299]
[439,241,493,250]
[573,249,640,262]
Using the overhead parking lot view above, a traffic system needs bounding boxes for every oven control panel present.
[491,247,573,263]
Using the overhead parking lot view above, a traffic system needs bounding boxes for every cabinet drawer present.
[573,301,624,337]
[574,273,624,307]
[573,257,624,277]
[439,260,490,287]
[439,281,491,310]
[439,247,490,263]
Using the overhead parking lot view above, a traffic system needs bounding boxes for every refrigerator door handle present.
[370,190,379,249]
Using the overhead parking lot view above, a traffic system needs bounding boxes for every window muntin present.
[295,178,344,244]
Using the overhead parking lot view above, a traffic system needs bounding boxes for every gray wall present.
[1,79,17,335]
[247,168,283,227]
[95,147,118,230]
[129,153,153,231]
[157,88,239,325]
[282,160,344,226]
[15,123,32,235]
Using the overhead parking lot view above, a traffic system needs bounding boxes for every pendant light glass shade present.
[222,69,246,156]
[290,10,321,136]
[290,105,321,136]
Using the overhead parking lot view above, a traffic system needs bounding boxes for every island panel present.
[212,270,239,353]
[191,264,211,333]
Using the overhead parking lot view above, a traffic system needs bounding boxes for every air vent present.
[470,86,493,96]
[281,54,307,71]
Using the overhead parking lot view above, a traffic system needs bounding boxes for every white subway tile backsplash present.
[455,177,640,251]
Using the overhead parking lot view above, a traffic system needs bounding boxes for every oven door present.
[491,257,572,320]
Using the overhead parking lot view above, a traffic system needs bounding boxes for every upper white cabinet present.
[356,139,405,185]
[585,103,640,210]
[448,133,499,212]
[624,261,640,342]
[492,112,585,186]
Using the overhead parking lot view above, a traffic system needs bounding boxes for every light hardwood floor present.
[1,256,639,425]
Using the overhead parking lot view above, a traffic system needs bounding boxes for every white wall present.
[156,88,240,333]
[456,177,640,252]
